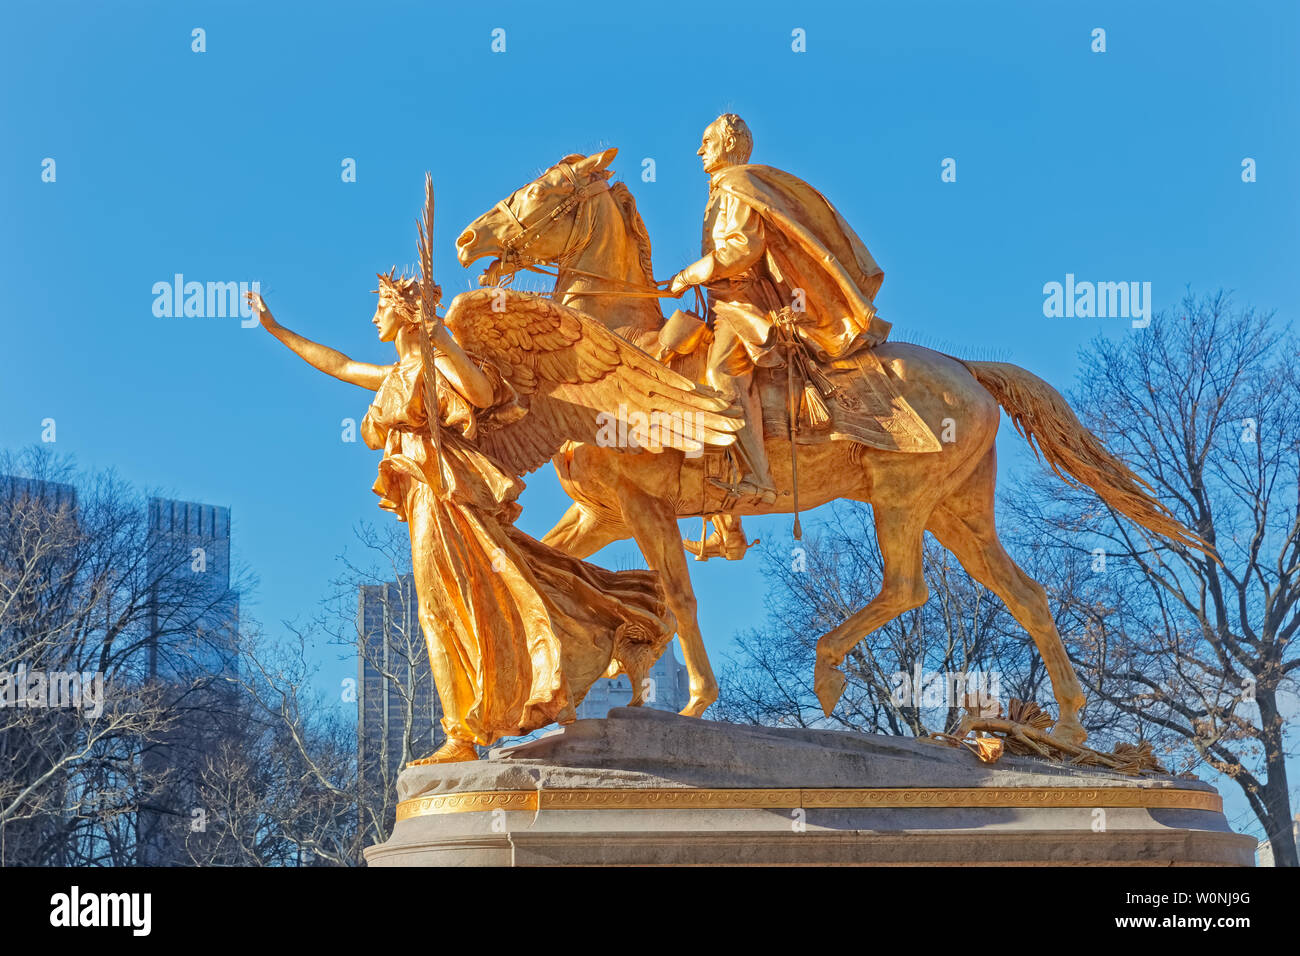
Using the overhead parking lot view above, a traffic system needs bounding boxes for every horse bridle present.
[495,161,608,273]
[489,163,678,298]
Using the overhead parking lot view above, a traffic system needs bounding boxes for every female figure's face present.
[372,294,405,342]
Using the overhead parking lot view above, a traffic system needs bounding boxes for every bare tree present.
[185,626,362,866]
[716,502,1042,736]
[1004,291,1299,866]
[190,522,442,865]
[315,523,438,853]
[0,448,243,864]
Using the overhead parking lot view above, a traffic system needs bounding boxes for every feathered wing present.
[444,289,741,476]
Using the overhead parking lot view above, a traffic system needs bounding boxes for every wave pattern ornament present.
[395,785,1221,820]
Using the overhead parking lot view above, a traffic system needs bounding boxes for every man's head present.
[698,113,752,173]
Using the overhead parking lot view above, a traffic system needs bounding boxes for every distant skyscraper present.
[0,475,78,512]
[138,497,241,866]
[144,497,239,683]
[356,575,441,835]
[0,475,80,866]
[0,476,79,609]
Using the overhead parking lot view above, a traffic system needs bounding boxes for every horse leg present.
[813,505,930,715]
[924,451,1088,745]
[541,501,628,559]
[617,488,717,717]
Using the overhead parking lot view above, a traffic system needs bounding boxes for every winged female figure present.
[244,271,739,764]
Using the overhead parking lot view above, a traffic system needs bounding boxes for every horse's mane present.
[608,181,656,286]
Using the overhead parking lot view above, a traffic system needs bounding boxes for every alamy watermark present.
[152,274,261,326]
[1042,274,1152,328]
[889,665,1002,712]
[50,886,150,936]
[594,403,706,458]
[0,665,105,718]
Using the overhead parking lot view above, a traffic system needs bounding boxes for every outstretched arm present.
[246,292,389,391]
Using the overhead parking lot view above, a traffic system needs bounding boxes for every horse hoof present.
[814,663,846,716]
[678,698,710,718]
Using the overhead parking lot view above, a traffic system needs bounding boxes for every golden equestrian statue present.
[453,115,1213,748]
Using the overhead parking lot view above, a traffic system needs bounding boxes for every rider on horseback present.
[669,113,892,546]
[670,114,891,498]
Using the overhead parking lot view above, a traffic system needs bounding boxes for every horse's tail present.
[960,359,1213,555]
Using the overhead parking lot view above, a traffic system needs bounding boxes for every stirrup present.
[683,521,760,562]
[683,529,723,561]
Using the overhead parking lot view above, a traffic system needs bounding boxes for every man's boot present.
[706,370,778,505]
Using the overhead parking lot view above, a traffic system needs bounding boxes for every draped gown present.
[360,350,674,747]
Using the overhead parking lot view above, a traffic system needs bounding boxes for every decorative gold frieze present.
[396,785,1220,820]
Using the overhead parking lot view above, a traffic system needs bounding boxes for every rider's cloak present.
[710,163,891,361]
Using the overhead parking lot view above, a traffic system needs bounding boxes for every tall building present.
[137,497,241,866]
[144,498,240,684]
[0,475,77,512]
[1,482,242,864]
[356,575,441,837]
[0,476,79,630]
[0,475,80,866]
[356,576,441,785]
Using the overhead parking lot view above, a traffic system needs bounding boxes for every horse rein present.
[491,162,682,300]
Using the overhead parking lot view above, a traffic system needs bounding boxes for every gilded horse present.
[454,149,1207,744]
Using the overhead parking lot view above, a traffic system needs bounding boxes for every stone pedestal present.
[363,707,1254,866]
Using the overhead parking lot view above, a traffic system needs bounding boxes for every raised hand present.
[245,291,277,329]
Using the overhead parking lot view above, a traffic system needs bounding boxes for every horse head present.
[456,149,663,341]
[456,148,620,287]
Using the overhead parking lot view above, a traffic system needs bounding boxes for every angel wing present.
[444,288,742,476]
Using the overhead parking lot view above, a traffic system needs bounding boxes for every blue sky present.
[3,1,1296,843]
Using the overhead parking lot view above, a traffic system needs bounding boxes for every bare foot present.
[408,738,478,766]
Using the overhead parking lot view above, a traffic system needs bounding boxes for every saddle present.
[652,307,940,562]
[758,349,942,453]
[655,308,942,456]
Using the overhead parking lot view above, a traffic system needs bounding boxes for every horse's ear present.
[574,147,618,178]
